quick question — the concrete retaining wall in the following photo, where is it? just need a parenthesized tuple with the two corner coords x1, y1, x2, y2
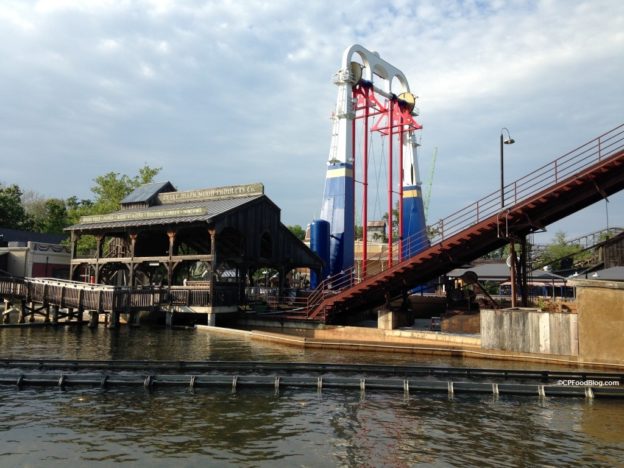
(481, 308, 578, 356)
(571, 279, 624, 365)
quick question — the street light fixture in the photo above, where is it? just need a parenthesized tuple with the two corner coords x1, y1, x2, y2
(500, 127, 517, 307)
(500, 127, 515, 208)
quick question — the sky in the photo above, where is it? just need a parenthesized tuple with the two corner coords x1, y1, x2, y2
(1, 0, 623, 245)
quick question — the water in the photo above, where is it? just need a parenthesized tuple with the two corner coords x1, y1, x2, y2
(1, 327, 623, 466)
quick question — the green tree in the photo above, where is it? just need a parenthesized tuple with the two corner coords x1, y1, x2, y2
(0, 184, 33, 229)
(22, 191, 68, 234)
(539, 231, 583, 270)
(382, 203, 399, 238)
(287, 224, 306, 241)
(89, 164, 161, 215)
(67, 165, 161, 255)
(40, 199, 68, 234)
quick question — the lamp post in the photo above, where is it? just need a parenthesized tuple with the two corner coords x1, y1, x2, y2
(500, 127, 516, 307)
(500, 128, 515, 208)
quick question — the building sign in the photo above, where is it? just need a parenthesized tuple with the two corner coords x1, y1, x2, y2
(158, 183, 264, 204)
(80, 207, 208, 224)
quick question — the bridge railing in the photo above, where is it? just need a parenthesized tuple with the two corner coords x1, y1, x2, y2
(304, 123, 624, 317)
(355, 123, 624, 283)
(430, 123, 624, 247)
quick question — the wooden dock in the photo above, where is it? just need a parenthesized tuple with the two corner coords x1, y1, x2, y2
(0, 277, 211, 328)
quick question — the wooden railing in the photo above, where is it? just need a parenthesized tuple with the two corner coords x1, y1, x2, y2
(0, 277, 213, 313)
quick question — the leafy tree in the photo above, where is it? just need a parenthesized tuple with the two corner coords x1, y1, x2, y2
(22, 191, 68, 234)
(89, 164, 162, 215)
(287, 224, 306, 241)
(381, 205, 399, 239)
(67, 165, 161, 255)
(40, 199, 68, 234)
(354, 225, 363, 240)
(0, 184, 32, 229)
(539, 231, 583, 270)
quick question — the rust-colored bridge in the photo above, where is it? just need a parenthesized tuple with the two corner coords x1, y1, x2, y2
(304, 124, 624, 322)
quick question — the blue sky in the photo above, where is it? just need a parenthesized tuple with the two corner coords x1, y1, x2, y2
(1, 0, 623, 244)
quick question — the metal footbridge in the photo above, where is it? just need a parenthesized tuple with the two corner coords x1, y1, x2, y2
(302, 124, 624, 322)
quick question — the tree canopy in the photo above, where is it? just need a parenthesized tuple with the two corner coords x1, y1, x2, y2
(0, 164, 161, 237)
(287, 224, 306, 241)
(0, 184, 32, 230)
(538, 231, 584, 270)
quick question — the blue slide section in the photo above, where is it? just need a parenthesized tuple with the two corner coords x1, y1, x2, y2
(319, 162, 354, 277)
(401, 184, 429, 259)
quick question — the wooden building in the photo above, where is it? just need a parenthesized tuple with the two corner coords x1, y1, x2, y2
(65, 182, 321, 315)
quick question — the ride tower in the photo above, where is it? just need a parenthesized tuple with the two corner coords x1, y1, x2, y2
(319, 44, 429, 280)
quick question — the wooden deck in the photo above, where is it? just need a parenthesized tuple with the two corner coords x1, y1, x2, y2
(0, 277, 216, 328)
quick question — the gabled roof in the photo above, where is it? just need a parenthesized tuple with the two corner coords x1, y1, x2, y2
(66, 195, 264, 231)
(68, 182, 267, 232)
(121, 181, 176, 206)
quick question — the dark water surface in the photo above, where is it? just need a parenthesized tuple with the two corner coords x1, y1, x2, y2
(1, 327, 623, 466)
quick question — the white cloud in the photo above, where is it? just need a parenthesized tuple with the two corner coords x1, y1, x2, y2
(0, 0, 622, 240)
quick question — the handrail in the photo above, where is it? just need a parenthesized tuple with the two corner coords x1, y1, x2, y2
(304, 123, 624, 318)
(429, 124, 624, 247)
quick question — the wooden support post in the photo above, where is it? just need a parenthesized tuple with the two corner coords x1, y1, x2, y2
(209, 228, 217, 308)
(206, 312, 215, 326)
(165, 310, 173, 328)
(130, 311, 141, 327)
(167, 229, 176, 287)
(69, 232, 78, 280)
(77, 289, 84, 323)
(18, 300, 26, 324)
(28, 302, 35, 322)
(88, 311, 99, 329)
(3, 299, 11, 324)
(129, 233, 137, 287)
(51, 305, 59, 324)
(94, 234, 103, 284)
(108, 310, 120, 329)
(44, 304, 50, 323)
(67, 307, 74, 322)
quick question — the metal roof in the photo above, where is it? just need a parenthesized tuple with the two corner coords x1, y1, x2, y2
(448, 262, 511, 280)
(120, 181, 176, 205)
(0, 228, 67, 244)
(67, 195, 263, 231)
(448, 262, 571, 282)
(572, 266, 624, 281)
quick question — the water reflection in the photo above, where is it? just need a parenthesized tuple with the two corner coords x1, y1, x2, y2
(0, 326, 599, 370)
(1, 327, 624, 466)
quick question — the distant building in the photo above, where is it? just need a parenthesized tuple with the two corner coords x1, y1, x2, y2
(600, 231, 624, 268)
(0, 228, 70, 278)
(366, 221, 386, 242)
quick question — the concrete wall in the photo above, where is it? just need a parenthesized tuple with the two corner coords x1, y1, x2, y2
(572, 279, 624, 365)
(481, 308, 578, 356)
(442, 313, 480, 334)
